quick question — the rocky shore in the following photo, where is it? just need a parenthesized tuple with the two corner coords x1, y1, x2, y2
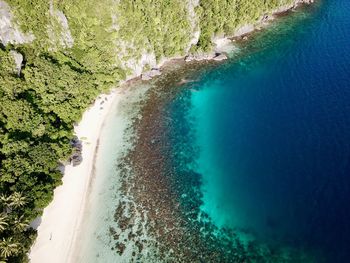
(134, 0, 314, 82)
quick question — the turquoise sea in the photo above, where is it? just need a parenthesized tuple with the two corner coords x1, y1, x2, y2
(78, 0, 350, 261)
(169, 0, 350, 261)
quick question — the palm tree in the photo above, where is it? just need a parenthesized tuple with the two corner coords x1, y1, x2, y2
(0, 195, 10, 212)
(9, 192, 26, 209)
(0, 195, 9, 204)
(0, 214, 8, 232)
(0, 238, 19, 258)
(12, 215, 28, 232)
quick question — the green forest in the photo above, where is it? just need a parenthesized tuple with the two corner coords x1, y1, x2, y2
(0, 0, 294, 261)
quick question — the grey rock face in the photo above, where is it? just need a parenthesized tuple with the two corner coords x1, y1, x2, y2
(9, 50, 23, 75)
(47, 0, 74, 50)
(0, 0, 35, 46)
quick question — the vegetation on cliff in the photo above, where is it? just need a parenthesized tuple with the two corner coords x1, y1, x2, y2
(197, 0, 294, 50)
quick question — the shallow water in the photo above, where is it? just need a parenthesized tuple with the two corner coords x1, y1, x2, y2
(175, 1, 350, 261)
(73, 84, 151, 263)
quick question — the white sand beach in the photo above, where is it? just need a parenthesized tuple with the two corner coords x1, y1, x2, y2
(29, 89, 123, 263)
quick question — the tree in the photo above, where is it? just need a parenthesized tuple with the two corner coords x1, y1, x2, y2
(0, 215, 8, 232)
(0, 196, 10, 208)
(0, 238, 19, 258)
(12, 215, 28, 232)
(0, 195, 11, 214)
(9, 192, 26, 209)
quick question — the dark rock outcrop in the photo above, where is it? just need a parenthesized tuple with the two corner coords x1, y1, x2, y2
(69, 136, 83, 166)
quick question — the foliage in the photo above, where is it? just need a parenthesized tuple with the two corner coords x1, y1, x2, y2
(196, 0, 294, 51)
(0, 0, 297, 261)
(114, 0, 192, 62)
(0, 1, 121, 258)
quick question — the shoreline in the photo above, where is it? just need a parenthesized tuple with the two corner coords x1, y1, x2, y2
(29, 89, 123, 263)
(169, 0, 314, 63)
(28, 1, 315, 262)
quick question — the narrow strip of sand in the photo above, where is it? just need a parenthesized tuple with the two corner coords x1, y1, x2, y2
(29, 89, 122, 263)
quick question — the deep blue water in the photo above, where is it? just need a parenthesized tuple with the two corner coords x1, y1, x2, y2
(172, 1, 350, 261)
